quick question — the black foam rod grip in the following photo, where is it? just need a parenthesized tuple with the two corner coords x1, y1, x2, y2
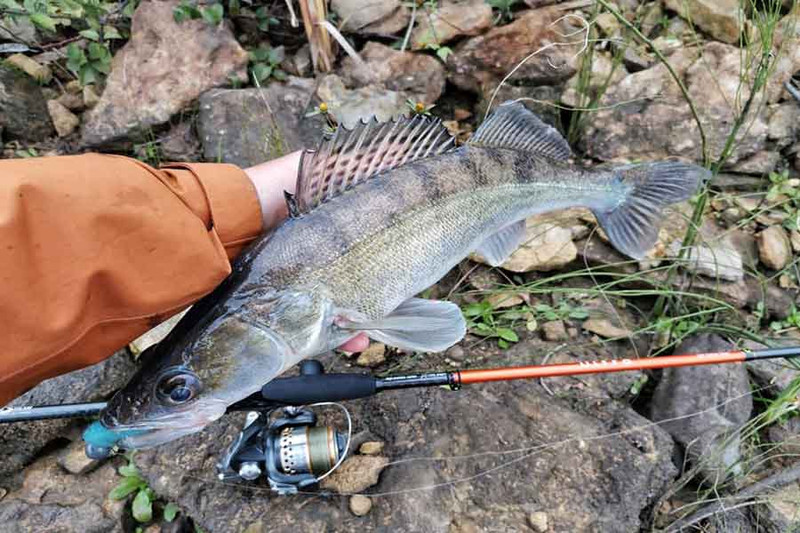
(260, 373, 377, 404)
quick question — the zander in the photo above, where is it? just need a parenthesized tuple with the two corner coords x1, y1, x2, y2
(84, 102, 707, 450)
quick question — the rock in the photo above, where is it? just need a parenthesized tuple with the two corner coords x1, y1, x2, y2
(320, 455, 389, 493)
(57, 92, 85, 111)
(770, 8, 800, 104)
(446, 345, 466, 361)
(82, 85, 100, 109)
(340, 42, 446, 103)
(0, 64, 54, 141)
(622, 46, 654, 72)
(447, 7, 584, 93)
(0, 454, 124, 533)
(729, 150, 781, 174)
(651, 334, 753, 484)
(317, 74, 409, 129)
(159, 121, 201, 161)
(757, 226, 792, 270)
(65, 81, 82, 94)
(768, 102, 800, 148)
(283, 44, 312, 77)
(349, 495, 373, 516)
(81, 0, 248, 147)
(484, 221, 576, 273)
(331, 0, 401, 32)
(356, 343, 387, 367)
(583, 43, 770, 167)
(675, 240, 745, 282)
(5, 53, 51, 83)
(541, 320, 568, 341)
(527, 511, 549, 532)
(790, 230, 800, 253)
(0, 350, 136, 483)
(0, 16, 36, 43)
(582, 318, 632, 339)
(57, 439, 100, 475)
(562, 52, 628, 107)
(409, 0, 493, 50)
(756, 481, 800, 533)
(47, 100, 80, 137)
(358, 441, 385, 455)
(664, 0, 744, 44)
(486, 291, 524, 309)
(197, 77, 324, 167)
(358, 5, 410, 37)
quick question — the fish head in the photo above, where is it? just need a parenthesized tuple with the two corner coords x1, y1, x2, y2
(85, 289, 339, 451)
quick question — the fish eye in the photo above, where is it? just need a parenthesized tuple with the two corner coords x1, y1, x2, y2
(156, 371, 201, 405)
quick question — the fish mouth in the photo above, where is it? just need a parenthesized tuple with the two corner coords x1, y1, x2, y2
(84, 399, 227, 450)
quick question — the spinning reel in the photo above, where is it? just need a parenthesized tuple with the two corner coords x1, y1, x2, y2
(217, 361, 353, 494)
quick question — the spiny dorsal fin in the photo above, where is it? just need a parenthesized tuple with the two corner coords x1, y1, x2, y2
(469, 101, 572, 161)
(296, 115, 456, 214)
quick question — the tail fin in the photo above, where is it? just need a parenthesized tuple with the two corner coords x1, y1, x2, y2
(594, 162, 709, 259)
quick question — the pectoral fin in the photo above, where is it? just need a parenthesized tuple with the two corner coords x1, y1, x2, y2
(341, 298, 466, 353)
(474, 220, 526, 267)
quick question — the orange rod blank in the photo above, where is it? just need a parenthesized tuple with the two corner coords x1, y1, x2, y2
(456, 350, 748, 385)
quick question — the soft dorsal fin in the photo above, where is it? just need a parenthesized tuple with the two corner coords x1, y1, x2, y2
(468, 101, 572, 161)
(295, 115, 456, 214)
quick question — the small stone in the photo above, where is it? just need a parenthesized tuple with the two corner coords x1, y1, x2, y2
(487, 291, 524, 309)
(527, 511, 549, 532)
(673, 240, 744, 282)
(594, 13, 620, 36)
(664, 0, 745, 44)
(57, 439, 101, 475)
(445, 345, 466, 361)
(582, 318, 632, 339)
(409, 0, 492, 50)
(320, 455, 388, 493)
(453, 108, 472, 121)
(57, 91, 85, 111)
(0, 64, 54, 141)
(283, 44, 312, 77)
(331, 0, 400, 32)
(65, 80, 82, 94)
(339, 41, 446, 103)
(757, 225, 792, 270)
(541, 320, 568, 342)
(0, 487, 7, 501)
(356, 343, 386, 367)
(47, 100, 80, 137)
(6, 53, 52, 83)
(82, 85, 100, 108)
(359, 441, 385, 455)
(317, 74, 409, 129)
(349, 495, 372, 516)
(790, 230, 800, 253)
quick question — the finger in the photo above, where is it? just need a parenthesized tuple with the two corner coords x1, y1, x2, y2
(339, 333, 369, 353)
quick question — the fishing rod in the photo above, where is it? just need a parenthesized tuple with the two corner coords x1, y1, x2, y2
(1, 345, 798, 493)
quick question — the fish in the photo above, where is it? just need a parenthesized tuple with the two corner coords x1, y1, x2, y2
(83, 101, 707, 451)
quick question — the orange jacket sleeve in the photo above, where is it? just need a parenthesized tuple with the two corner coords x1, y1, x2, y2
(0, 154, 263, 405)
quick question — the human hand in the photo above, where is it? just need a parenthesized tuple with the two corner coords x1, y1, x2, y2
(243, 153, 371, 355)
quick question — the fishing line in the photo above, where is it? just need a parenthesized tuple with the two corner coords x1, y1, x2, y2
(306, 401, 352, 483)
